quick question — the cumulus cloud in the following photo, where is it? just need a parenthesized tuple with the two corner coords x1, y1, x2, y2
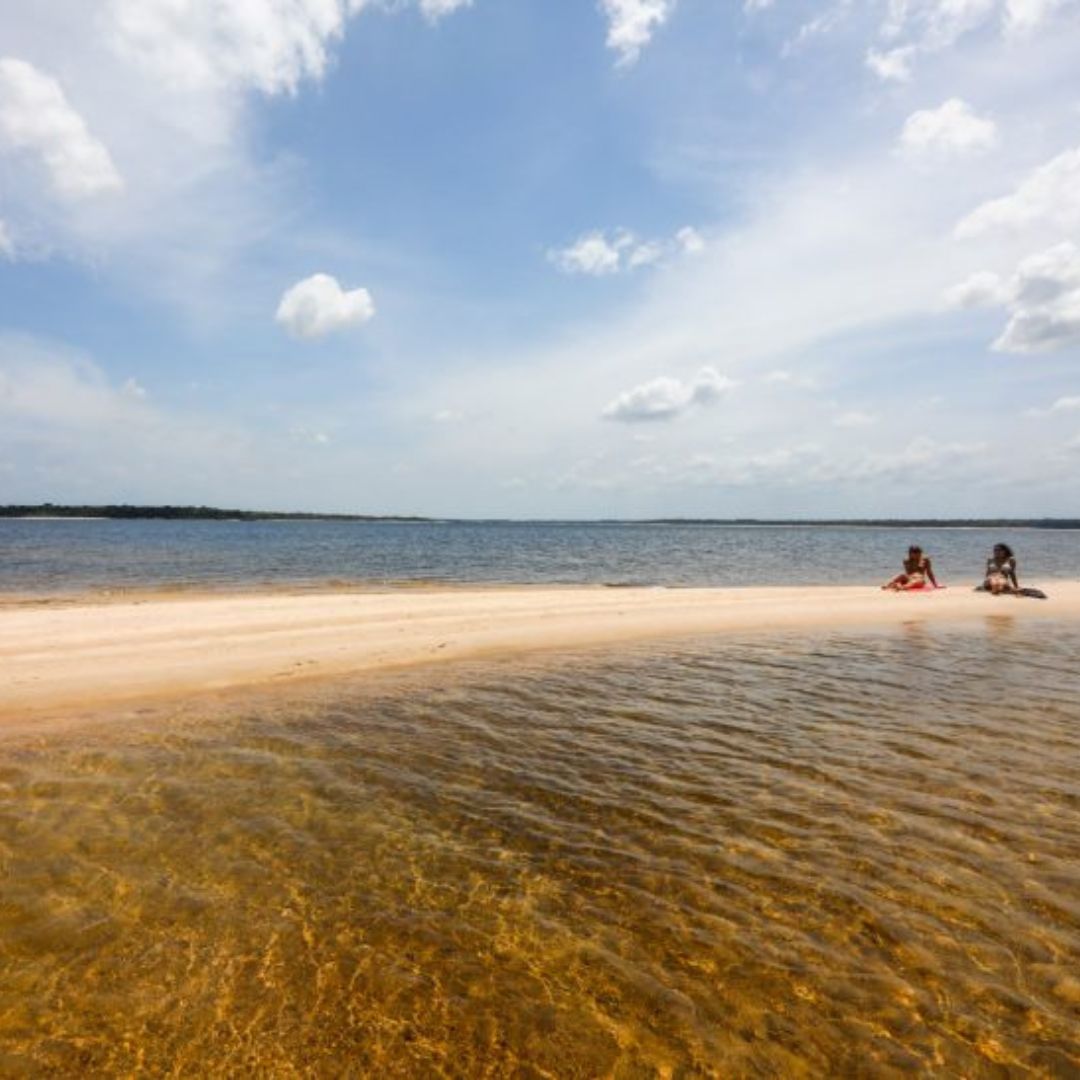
(955, 145, 1080, 237)
(275, 273, 375, 339)
(602, 367, 736, 421)
(0, 58, 124, 200)
(898, 99, 997, 159)
(550, 226, 704, 276)
(600, 0, 675, 64)
(946, 242, 1080, 352)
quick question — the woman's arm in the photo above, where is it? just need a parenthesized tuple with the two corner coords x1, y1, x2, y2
(924, 557, 939, 588)
(1008, 558, 1019, 590)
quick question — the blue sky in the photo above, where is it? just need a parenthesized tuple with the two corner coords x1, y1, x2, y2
(1, 0, 1079, 517)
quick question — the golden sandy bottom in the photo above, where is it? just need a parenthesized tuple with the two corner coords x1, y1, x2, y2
(2, 627, 1079, 1074)
(2, 582, 1078, 724)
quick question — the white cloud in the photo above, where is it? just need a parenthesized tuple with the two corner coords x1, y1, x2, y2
(105, 0, 473, 96)
(956, 145, 1080, 237)
(600, 0, 675, 64)
(626, 239, 665, 269)
(550, 226, 702, 276)
(551, 231, 623, 275)
(1004, 0, 1070, 34)
(899, 99, 997, 159)
(947, 242, 1080, 352)
(275, 273, 376, 339)
(676, 226, 705, 255)
(994, 242, 1080, 352)
(419, 0, 474, 18)
(878, 0, 997, 55)
(0, 219, 12, 259)
(105, 0, 375, 96)
(943, 270, 1008, 308)
(866, 45, 915, 81)
(866, 0, 1074, 81)
(0, 57, 124, 200)
(602, 366, 736, 421)
(783, 2, 852, 56)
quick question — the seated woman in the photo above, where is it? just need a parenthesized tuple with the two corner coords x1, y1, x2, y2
(882, 545, 939, 591)
(983, 543, 1019, 594)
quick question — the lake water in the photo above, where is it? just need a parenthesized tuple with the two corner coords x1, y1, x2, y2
(1, 623, 1078, 1075)
(1, 519, 1078, 594)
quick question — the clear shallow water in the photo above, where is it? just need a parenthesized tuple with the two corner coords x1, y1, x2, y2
(1, 519, 1078, 594)
(1, 621, 1078, 1076)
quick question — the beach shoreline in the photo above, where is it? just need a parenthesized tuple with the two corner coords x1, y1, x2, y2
(3, 581, 1079, 727)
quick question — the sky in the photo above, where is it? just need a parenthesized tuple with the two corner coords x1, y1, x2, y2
(1, 0, 1079, 518)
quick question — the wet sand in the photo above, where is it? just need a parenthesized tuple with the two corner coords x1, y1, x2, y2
(2, 582, 1077, 724)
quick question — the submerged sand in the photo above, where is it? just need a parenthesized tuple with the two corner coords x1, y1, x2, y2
(2, 582, 1078, 723)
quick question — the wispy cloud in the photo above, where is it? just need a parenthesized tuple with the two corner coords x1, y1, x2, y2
(956, 145, 1080, 237)
(549, 226, 704, 276)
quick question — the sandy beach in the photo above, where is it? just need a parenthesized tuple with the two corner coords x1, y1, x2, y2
(3, 582, 1078, 724)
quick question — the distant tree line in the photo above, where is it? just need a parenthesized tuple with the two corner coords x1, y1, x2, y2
(2, 506, 1078, 527)
(643, 518, 1080, 529)
(0, 504, 430, 522)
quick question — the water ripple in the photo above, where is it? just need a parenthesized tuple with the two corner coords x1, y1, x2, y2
(1, 622, 1079, 1075)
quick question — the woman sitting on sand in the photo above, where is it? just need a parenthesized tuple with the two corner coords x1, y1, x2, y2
(983, 543, 1019, 595)
(882, 545, 939, 591)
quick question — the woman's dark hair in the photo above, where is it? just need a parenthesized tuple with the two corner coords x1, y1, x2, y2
(908, 545, 922, 555)
(994, 543, 1014, 559)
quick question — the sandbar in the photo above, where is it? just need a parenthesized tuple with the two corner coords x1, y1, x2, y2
(2, 583, 1078, 725)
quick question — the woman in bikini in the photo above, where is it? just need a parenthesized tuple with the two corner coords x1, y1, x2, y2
(983, 543, 1019, 594)
(882, 545, 939, 591)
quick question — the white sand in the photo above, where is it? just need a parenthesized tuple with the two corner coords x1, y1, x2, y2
(2, 583, 1078, 724)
